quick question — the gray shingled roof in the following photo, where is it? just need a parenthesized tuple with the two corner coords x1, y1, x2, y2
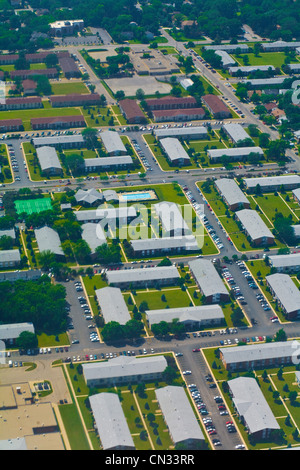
(220, 340, 300, 365)
(89, 393, 135, 450)
(0, 322, 35, 341)
(95, 286, 131, 325)
(146, 304, 224, 327)
(154, 201, 191, 236)
(235, 209, 274, 242)
(34, 226, 64, 256)
(269, 253, 300, 269)
(106, 265, 180, 285)
(188, 259, 228, 298)
(244, 175, 300, 189)
(266, 273, 300, 314)
(83, 355, 168, 382)
(160, 137, 190, 163)
(100, 130, 127, 155)
(228, 377, 280, 435)
(155, 386, 205, 445)
(222, 123, 253, 143)
(0, 249, 21, 263)
(81, 223, 106, 253)
(215, 178, 249, 208)
(75, 188, 104, 205)
(208, 146, 263, 161)
(131, 235, 199, 252)
(36, 146, 62, 172)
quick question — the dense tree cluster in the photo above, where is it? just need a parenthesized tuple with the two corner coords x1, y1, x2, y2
(0, 276, 67, 334)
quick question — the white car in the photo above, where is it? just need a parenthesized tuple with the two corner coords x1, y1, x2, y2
(182, 370, 192, 375)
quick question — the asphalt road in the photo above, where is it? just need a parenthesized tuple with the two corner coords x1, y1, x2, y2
(3, 34, 300, 450)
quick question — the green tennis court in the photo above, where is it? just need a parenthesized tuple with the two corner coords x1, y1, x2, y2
(15, 197, 52, 215)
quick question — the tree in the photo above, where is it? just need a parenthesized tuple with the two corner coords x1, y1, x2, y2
(16, 331, 38, 351)
(72, 240, 91, 264)
(82, 128, 98, 149)
(38, 250, 55, 271)
(101, 321, 124, 342)
(95, 243, 121, 265)
(65, 154, 84, 175)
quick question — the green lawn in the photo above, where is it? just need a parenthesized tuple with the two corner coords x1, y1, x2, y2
(232, 52, 300, 70)
(51, 82, 89, 95)
(0, 106, 84, 131)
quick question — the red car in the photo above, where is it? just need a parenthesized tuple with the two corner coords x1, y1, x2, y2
(192, 348, 200, 352)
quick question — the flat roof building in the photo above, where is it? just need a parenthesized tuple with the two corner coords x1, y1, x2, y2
(235, 209, 275, 246)
(155, 386, 205, 448)
(160, 137, 191, 166)
(262, 41, 300, 52)
(188, 259, 229, 303)
(203, 44, 250, 53)
(95, 286, 131, 325)
(89, 393, 135, 450)
(83, 355, 168, 387)
(266, 273, 300, 320)
(215, 178, 250, 211)
(228, 377, 280, 440)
